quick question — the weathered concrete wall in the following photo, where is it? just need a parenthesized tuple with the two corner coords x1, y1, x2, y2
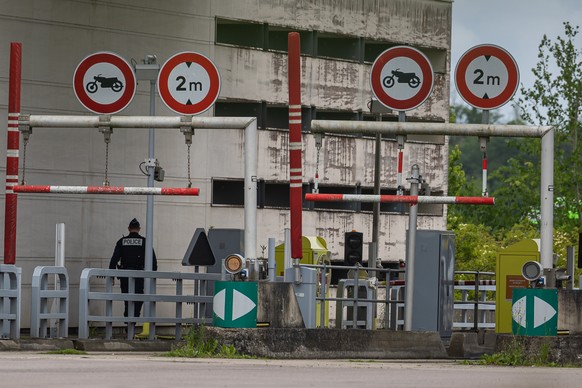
(558, 289, 582, 333)
(496, 334, 582, 365)
(206, 327, 448, 359)
(213, 0, 452, 49)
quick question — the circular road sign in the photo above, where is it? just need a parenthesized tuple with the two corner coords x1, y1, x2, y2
(157, 51, 221, 115)
(455, 44, 519, 110)
(370, 46, 434, 111)
(73, 52, 136, 114)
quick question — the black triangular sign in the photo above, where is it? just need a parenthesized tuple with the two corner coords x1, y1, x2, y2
(484, 55, 491, 61)
(483, 93, 490, 99)
(182, 228, 216, 266)
(186, 62, 192, 68)
(186, 99, 192, 105)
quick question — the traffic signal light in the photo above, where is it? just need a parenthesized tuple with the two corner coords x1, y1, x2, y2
(344, 231, 363, 266)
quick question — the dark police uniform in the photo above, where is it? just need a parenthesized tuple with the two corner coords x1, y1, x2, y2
(109, 219, 157, 318)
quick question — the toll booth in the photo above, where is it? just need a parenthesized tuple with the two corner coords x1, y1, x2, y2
(495, 239, 540, 333)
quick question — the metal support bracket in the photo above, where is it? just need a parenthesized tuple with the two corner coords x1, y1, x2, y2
(180, 115, 194, 145)
(479, 136, 489, 152)
(18, 113, 32, 142)
(98, 115, 112, 143)
(397, 135, 406, 149)
(144, 158, 158, 168)
(314, 132, 324, 148)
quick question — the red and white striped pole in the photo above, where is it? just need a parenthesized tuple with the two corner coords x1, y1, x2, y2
(305, 193, 495, 205)
(482, 154, 488, 196)
(288, 32, 303, 261)
(12, 185, 200, 196)
(397, 147, 404, 192)
(4, 43, 22, 264)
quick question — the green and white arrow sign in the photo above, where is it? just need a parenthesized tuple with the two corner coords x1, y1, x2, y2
(213, 281, 257, 328)
(512, 288, 557, 336)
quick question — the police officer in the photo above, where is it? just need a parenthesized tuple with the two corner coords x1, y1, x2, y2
(109, 218, 157, 318)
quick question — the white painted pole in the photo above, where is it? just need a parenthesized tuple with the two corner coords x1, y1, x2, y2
(244, 118, 258, 265)
(283, 228, 291, 282)
(51, 223, 65, 337)
(268, 237, 276, 282)
(18, 115, 258, 270)
(404, 165, 420, 331)
(22, 115, 255, 130)
(311, 120, 552, 138)
(313, 119, 555, 273)
(540, 128, 554, 269)
(55, 223, 65, 267)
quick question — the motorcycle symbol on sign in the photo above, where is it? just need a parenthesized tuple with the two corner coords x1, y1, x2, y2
(382, 69, 421, 89)
(86, 74, 124, 93)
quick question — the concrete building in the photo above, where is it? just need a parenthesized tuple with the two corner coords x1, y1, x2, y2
(0, 0, 452, 327)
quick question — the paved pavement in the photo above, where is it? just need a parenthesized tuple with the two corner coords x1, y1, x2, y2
(0, 352, 581, 387)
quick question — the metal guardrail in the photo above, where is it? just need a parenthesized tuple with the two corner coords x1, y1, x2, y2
(78, 268, 222, 340)
(302, 263, 404, 329)
(453, 271, 496, 330)
(0, 264, 21, 339)
(30, 266, 69, 338)
(301, 264, 496, 331)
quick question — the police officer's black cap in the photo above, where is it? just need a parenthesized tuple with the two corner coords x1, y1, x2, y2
(129, 218, 140, 228)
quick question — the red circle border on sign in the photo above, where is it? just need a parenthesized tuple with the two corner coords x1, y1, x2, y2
(157, 52, 221, 115)
(73, 52, 136, 114)
(455, 44, 519, 110)
(370, 46, 434, 111)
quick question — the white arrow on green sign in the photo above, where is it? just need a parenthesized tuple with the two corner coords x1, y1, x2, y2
(511, 288, 557, 336)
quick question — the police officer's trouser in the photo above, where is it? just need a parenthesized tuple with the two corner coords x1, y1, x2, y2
(120, 276, 145, 318)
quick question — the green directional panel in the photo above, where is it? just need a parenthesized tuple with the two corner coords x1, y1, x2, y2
(213, 281, 257, 328)
(512, 288, 557, 336)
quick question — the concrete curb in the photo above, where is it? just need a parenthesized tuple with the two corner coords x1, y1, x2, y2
(447, 331, 496, 358)
(0, 339, 76, 351)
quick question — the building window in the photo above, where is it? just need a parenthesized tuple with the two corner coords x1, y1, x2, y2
(212, 178, 443, 216)
(216, 18, 264, 49)
(212, 179, 244, 206)
(215, 18, 447, 71)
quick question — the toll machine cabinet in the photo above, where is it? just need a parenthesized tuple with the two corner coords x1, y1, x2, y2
(495, 239, 540, 333)
(204, 229, 245, 318)
(275, 236, 329, 277)
(409, 230, 455, 337)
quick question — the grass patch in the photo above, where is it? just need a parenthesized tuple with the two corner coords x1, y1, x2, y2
(162, 325, 249, 359)
(467, 337, 558, 367)
(45, 349, 88, 355)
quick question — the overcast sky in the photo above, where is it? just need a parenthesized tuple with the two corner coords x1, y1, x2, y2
(451, 0, 582, 119)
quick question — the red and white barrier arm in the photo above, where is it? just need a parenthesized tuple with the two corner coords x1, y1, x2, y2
(13, 185, 199, 196)
(305, 193, 495, 205)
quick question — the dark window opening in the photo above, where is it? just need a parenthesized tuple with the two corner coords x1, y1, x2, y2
(212, 178, 443, 216)
(267, 27, 314, 55)
(215, 18, 448, 71)
(212, 179, 244, 206)
(216, 18, 264, 49)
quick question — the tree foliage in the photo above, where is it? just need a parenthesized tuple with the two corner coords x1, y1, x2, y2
(510, 21, 582, 233)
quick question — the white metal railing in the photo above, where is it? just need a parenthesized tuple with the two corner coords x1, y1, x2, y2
(30, 266, 69, 338)
(78, 268, 221, 340)
(454, 284, 496, 329)
(0, 264, 21, 339)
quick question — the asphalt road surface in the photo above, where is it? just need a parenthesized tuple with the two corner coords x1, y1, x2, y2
(0, 352, 581, 387)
